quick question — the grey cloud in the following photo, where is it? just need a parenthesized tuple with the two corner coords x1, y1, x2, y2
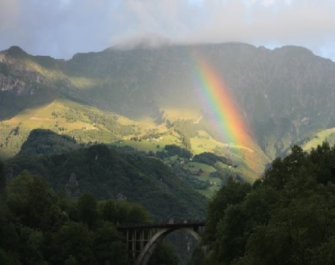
(181, 0, 335, 54)
(0, 0, 20, 31)
(0, 0, 333, 61)
(110, 0, 335, 60)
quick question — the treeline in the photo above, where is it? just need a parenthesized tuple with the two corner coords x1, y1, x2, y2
(193, 152, 232, 167)
(17, 129, 79, 156)
(0, 167, 178, 265)
(189, 143, 335, 265)
(155, 144, 193, 159)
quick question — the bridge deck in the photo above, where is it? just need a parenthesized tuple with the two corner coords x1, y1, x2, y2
(117, 221, 206, 230)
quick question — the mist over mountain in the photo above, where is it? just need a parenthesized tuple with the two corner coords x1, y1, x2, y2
(1, 42, 335, 179)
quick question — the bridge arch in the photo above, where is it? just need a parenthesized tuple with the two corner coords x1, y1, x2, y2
(117, 221, 205, 265)
(139, 227, 200, 265)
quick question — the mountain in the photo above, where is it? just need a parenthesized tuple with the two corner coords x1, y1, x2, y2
(3, 142, 207, 264)
(5, 143, 207, 220)
(1, 43, 335, 180)
(16, 129, 81, 156)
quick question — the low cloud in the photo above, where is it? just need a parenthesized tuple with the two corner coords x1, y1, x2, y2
(0, 0, 20, 31)
(0, 0, 334, 61)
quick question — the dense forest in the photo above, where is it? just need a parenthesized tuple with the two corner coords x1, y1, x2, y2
(1, 142, 335, 264)
(1, 140, 207, 264)
(189, 143, 335, 265)
(4, 143, 207, 220)
(7, 128, 241, 198)
(0, 166, 178, 264)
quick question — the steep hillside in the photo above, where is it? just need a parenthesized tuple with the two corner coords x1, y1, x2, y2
(0, 96, 266, 180)
(5, 144, 207, 220)
(10, 129, 244, 197)
(1, 43, 335, 179)
(59, 44, 335, 154)
(17, 128, 81, 156)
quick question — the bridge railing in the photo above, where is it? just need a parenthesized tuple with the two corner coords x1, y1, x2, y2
(116, 219, 206, 229)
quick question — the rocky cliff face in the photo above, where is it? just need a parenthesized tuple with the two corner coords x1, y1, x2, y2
(0, 75, 27, 94)
(0, 48, 46, 97)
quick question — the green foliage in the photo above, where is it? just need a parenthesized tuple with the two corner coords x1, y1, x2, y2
(1, 160, 189, 265)
(128, 203, 152, 223)
(6, 171, 56, 229)
(188, 245, 206, 265)
(1, 169, 176, 265)
(55, 221, 95, 264)
(193, 152, 231, 167)
(100, 200, 117, 223)
(203, 178, 252, 245)
(93, 221, 128, 265)
(17, 129, 79, 156)
(201, 143, 335, 265)
(6, 144, 207, 221)
(149, 241, 179, 265)
(77, 193, 98, 228)
(164, 144, 193, 159)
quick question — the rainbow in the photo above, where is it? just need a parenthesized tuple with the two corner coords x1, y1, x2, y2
(190, 51, 251, 148)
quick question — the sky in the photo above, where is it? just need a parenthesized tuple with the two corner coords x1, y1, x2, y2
(0, 0, 334, 61)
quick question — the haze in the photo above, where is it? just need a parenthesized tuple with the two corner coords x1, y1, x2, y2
(0, 0, 334, 61)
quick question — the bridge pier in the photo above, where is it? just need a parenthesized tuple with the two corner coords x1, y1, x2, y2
(126, 228, 158, 260)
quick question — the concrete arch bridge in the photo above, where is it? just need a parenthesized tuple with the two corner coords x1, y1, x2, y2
(117, 220, 206, 265)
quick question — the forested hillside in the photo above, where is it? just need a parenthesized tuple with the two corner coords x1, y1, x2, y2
(5, 144, 206, 220)
(189, 143, 335, 265)
(0, 166, 178, 265)
(3, 139, 210, 264)
(8, 128, 243, 198)
(2, 142, 335, 264)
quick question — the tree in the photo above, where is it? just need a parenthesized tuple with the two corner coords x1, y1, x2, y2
(16, 227, 45, 265)
(55, 222, 95, 264)
(202, 177, 251, 244)
(202, 143, 335, 265)
(6, 171, 56, 229)
(77, 193, 98, 228)
(115, 201, 130, 224)
(100, 200, 117, 223)
(128, 203, 152, 223)
(149, 241, 178, 265)
(188, 245, 205, 265)
(93, 222, 129, 265)
(214, 204, 247, 264)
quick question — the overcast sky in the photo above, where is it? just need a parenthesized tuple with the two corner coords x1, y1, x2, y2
(0, 0, 334, 61)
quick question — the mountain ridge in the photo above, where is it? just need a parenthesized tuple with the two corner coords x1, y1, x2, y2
(1, 42, 335, 180)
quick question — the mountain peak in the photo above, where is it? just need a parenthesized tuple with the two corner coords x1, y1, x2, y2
(275, 45, 314, 57)
(5, 46, 29, 58)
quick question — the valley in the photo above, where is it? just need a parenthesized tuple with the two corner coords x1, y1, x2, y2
(1, 42, 335, 265)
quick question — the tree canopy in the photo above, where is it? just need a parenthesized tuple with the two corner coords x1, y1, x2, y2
(189, 143, 335, 265)
(0, 170, 177, 265)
